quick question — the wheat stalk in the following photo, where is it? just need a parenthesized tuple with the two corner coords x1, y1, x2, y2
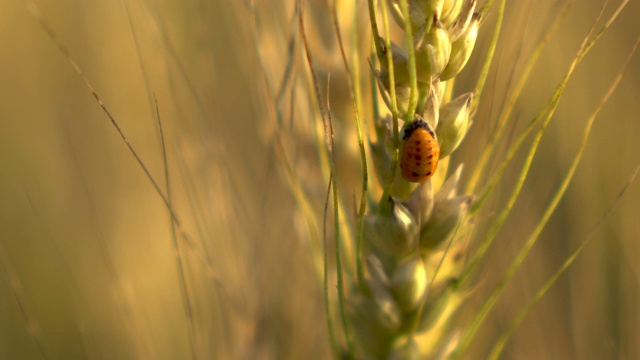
(4, 0, 638, 358)
(289, 0, 635, 358)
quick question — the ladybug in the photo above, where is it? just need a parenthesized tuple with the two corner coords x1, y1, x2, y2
(400, 118, 440, 182)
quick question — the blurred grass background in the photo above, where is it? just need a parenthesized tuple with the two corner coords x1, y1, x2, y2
(0, 0, 639, 359)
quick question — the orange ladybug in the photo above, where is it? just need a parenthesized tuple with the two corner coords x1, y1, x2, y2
(400, 119, 440, 182)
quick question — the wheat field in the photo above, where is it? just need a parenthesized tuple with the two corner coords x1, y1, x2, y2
(1, 1, 639, 359)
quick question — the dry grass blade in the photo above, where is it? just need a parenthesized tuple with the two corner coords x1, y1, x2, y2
(297, 0, 353, 354)
(376, 0, 402, 210)
(154, 96, 198, 360)
(326, 0, 369, 288)
(23, 0, 218, 281)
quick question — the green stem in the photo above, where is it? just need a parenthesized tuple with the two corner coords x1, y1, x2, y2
(377, 0, 401, 213)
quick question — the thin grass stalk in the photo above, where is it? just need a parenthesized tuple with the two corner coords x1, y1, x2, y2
(24, 0, 218, 279)
(471, 0, 627, 205)
(488, 162, 640, 360)
(329, 101, 354, 357)
(121, 0, 160, 120)
(465, 0, 574, 193)
(155, 97, 198, 360)
(265, 105, 333, 353)
(398, 0, 419, 122)
(463, 1, 602, 272)
(370, 42, 383, 123)
(246, 1, 325, 280)
(298, 0, 354, 353)
(327, 0, 369, 288)
(274, 11, 299, 105)
(262, 4, 340, 355)
(470, 0, 504, 113)
(136, 0, 207, 112)
(455, 23, 637, 358)
(460, 1, 623, 279)
(368, 0, 387, 69)
(323, 176, 342, 359)
(350, 12, 369, 290)
(377, 0, 402, 212)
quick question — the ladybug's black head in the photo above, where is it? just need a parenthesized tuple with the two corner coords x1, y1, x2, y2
(403, 117, 434, 140)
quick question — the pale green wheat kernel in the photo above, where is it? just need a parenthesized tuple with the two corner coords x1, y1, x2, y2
(447, 0, 477, 42)
(404, 181, 435, 225)
(421, 84, 441, 129)
(390, 256, 429, 312)
(436, 92, 473, 157)
(440, 0, 465, 27)
(364, 200, 419, 257)
(367, 254, 392, 286)
(365, 277, 403, 330)
(420, 195, 472, 250)
(440, 12, 479, 81)
(415, 24, 452, 82)
(388, 337, 421, 360)
(348, 295, 398, 356)
(418, 165, 472, 249)
(387, 0, 432, 34)
(373, 42, 413, 116)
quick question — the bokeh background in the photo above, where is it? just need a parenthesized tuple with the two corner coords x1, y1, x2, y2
(1, 1, 639, 359)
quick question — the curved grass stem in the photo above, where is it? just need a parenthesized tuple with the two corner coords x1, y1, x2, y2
(298, 0, 354, 354)
(454, 20, 636, 360)
(461, 0, 629, 281)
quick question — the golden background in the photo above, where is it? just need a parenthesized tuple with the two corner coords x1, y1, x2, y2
(1, 1, 639, 359)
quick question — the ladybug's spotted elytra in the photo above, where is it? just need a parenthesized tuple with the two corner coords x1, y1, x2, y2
(400, 119, 440, 182)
